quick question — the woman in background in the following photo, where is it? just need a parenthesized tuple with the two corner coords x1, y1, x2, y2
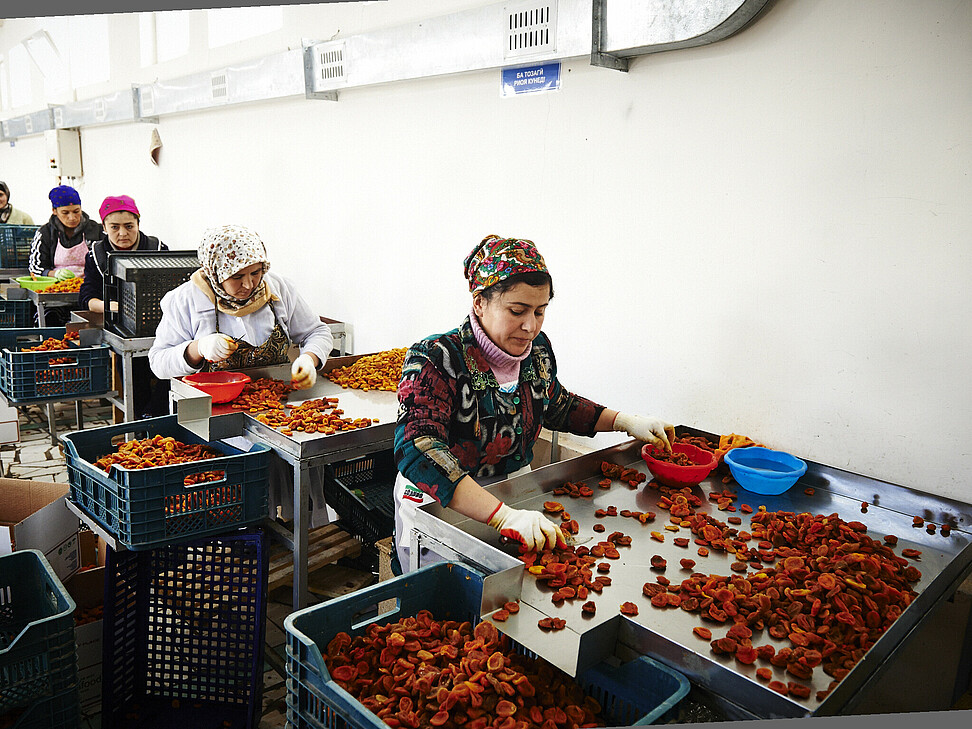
(150, 224, 333, 524)
(80, 195, 167, 313)
(29, 185, 102, 279)
(81, 195, 169, 418)
(0, 181, 34, 225)
(29, 185, 103, 326)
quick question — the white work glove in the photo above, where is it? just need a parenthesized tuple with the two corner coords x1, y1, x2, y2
(291, 353, 318, 390)
(197, 333, 237, 363)
(487, 503, 564, 551)
(613, 412, 675, 453)
(53, 268, 76, 281)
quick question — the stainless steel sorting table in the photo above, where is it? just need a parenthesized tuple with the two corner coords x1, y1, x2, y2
(410, 433, 972, 720)
(100, 327, 155, 423)
(173, 356, 400, 611)
(27, 289, 78, 327)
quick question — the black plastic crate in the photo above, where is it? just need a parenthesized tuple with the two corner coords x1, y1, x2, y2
(0, 225, 38, 269)
(102, 530, 268, 729)
(63, 415, 271, 550)
(104, 251, 199, 338)
(324, 450, 396, 544)
(0, 299, 34, 329)
(0, 327, 111, 402)
(0, 550, 79, 722)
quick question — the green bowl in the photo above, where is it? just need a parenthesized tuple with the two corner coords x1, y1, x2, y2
(16, 276, 57, 291)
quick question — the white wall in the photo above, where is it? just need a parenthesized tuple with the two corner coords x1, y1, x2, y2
(1, 0, 969, 501)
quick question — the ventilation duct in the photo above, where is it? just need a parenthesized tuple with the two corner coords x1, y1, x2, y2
(1, 109, 54, 141)
(303, 0, 768, 94)
(135, 49, 305, 117)
(2, 0, 769, 137)
(51, 88, 142, 129)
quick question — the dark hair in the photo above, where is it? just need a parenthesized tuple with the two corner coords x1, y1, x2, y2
(478, 270, 554, 302)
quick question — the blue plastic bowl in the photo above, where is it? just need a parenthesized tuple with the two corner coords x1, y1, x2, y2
(723, 446, 807, 495)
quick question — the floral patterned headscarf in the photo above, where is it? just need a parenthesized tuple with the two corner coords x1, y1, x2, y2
(196, 224, 270, 311)
(463, 234, 548, 295)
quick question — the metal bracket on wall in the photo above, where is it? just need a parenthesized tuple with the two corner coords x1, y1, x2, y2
(591, 0, 629, 72)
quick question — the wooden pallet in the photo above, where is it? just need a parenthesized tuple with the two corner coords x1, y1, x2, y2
(267, 524, 361, 592)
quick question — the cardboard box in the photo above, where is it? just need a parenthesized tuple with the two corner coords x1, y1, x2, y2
(0, 478, 81, 581)
(66, 563, 105, 718)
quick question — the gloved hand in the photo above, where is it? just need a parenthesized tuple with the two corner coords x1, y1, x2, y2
(613, 412, 675, 453)
(197, 333, 237, 363)
(487, 503, 564, 551)
(53, 268, 76, 281)
(291, 353, 318, 390)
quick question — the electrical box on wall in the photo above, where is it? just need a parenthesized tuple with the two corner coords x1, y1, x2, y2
(44, 129, 83, 178)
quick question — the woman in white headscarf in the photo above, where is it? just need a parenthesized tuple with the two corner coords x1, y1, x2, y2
(149, 224, 333, 523)
(150, 224, 331, 378)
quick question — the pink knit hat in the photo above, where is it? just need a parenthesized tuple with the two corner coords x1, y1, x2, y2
(99, 195, 140, 221)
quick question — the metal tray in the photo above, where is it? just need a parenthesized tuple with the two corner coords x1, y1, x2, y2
(411, 432, 972, 719)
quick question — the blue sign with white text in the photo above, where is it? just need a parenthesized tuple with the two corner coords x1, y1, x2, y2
(502, 62, 562, 97)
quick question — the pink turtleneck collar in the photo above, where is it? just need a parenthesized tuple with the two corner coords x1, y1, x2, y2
(469, 307, 531, 387)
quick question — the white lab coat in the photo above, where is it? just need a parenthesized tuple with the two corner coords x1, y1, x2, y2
(149, 270, 334, 525)
(149, 270, 332, 378)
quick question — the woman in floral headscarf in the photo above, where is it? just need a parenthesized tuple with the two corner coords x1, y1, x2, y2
(393, 234, 675, 571)
(149, 224, 331, 380)
(149, 224, 334, 524)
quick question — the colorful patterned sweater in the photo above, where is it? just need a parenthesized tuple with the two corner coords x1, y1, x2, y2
(394, 316, 605, 507)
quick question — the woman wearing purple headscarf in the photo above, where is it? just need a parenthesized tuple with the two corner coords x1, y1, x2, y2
(29, 185, 102, 279)
(27, 185, 103, 326)
(393, 234, 675, 570)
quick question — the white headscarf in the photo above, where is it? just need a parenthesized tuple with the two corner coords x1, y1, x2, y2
(196, 224, 271, 312)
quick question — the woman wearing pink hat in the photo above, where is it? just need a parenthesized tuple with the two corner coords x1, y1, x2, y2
(79, 195, 167, 313)
(80, 195, 169, 418)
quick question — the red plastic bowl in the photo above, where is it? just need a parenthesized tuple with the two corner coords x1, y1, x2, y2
(183, 371, 251, 403)
(641, 442, 718, 488)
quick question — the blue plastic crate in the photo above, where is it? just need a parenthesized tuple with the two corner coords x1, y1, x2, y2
(0, 327, 111, 402)
(0, 550, 79, 723)
(1, 685, 81, 729)
(0, 225, 38, 269)
(63, 414, 271, 550)
(102, 530, 268, 729)
(284, 562, 690, 729)
(0, 300, 34, 329)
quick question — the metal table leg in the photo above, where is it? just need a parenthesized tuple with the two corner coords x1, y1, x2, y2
(45, 401, 57, 446)
(75, 401, 83, 430)
(122, 351, 135, 422)
(37, 303, 46, 328)
(293, 460, 310, 610)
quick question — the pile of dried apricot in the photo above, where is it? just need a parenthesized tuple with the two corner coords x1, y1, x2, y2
(252, 396, 375, 436)
(229, 377, 293, 411)
(37, 276, 84, 293)
(325, 611, 604, 729)
(326, 348, 406, 392)
(93, 435, 222, 472)
(21, 330, 79, 352)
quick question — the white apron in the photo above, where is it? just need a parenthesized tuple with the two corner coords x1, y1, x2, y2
(394, 464, 531, 572)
